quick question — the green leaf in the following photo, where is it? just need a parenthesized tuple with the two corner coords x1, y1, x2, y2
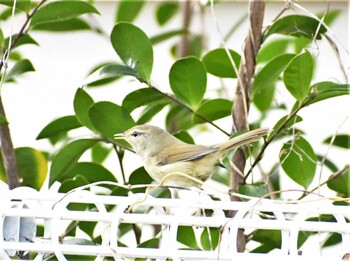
(37, 115, 82, 140)
(91, 143, 112, 164)
(264, 15, 327, 40)
(156, 2, 179, 26)
(111, 23, 153, 84)
(269, 115, 303, 140)
(166, 105, 193, 131)
(169, 56, 207, 110)
(253, 82, 275, 112)
(323, 134, 350, 149)
(49, 139, 98, 186)
(59, 174, 89, 194)
(173, 131, 194, 144)
(137, 102, 168, 124)
(128, 167, 153, 193)
(85, 64, 138, 86)
(305, 82, 350, 106)
(89, 101, 135, 139)
(4, 34, 38, 50)
(316, 10, 341, 26)
(73, 88, 95, 130)
(62, 162, 117, 185)
(116, 0, 144, 23)
(30, 1, 99, 26)
(316, 155, 338, 172)
(0, 147, 48, 190)
(31, 18, 91, 31)
(0, 115, 8, 125)
(252, 229, 281, 249)
(200, 227, 219, 250)
(283, 50, 314, 101)
(5, 59, 35, 82)
(122, 87, 168, 112)
(194, 98, 232, 124)
(238, 183, 269, 199)
(150, 29, 188, 45)
(177, 226, 199, 249)
(138, 237, 159, 248)
(202, 48, 241, 78)
(257, 38, 290, 63)
(0, 0, 31, 12)
(280, 137, 317, 188)
(327, 169, 349, 196)
(252, 53, 295, 96)
(322, 233, 342, 248)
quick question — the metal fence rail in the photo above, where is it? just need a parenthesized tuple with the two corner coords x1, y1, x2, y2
(0, 187, 349, 260)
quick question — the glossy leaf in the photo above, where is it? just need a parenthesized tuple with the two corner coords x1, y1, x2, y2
(269, 115, 303, 140)
(316, 10, 341, 26)
(322, 233, 342, 248)
(91, 143, 112, 164)
(169, 56, 207, 110)
(316, 155, 338, 172)
(31, 18, 91, 31)
(173, 131, 194, 144)
(85, 64, 138, 86)
(37, 115, 82, 140)
(257, 38, 290, 63)
(61, 162, 117, 185)
(0, 0, 31, 12)
(253, 82, 275, 111)
(31, 1, 99, 26)
(137, 102, 168, 124)
(283, 50, 314, 101)
(327, 169, 349, 196)
(5, 59, 35, 82)
(128, 167, 153, 193)
(166, 104, 193, 131)
(122, 87, 167, 112)
(280, 137, 317, 188)
(4, 34, 38, 50)
(202, 48, 241, 78)
(252, 53, 295, 96)
(111, 23, 153, 83)
(116, 0, 144, 23)
(177, 226, 199, 249)
(238, 183, 269, 199)
(156, 2, 179, 26)
(194, 98, 232, 124)
(323, 134, 350, 149)
(59, 175, 89, 193)
(150, 29, 188, 45)
(200, 227, 219, 250)
(252, 229, 281, 249)
(0, 147, 48, 190)
(49, 139, 98, 186)
(264, 15, 327, 40)
(305, 82, 350, 106)
(89, 101, 135, 139)
(138, 237, 159, 248)
(73, 88, 95, 130)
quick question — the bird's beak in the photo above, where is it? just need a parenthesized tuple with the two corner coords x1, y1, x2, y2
(114, 133, 127, 140)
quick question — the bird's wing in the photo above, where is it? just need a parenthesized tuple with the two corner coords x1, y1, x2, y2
(157, 144, 218, 166)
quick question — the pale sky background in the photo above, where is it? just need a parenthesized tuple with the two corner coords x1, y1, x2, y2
(0, 0, 349, 257)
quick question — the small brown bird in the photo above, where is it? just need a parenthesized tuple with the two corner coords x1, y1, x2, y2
(115, 125, 268, 188)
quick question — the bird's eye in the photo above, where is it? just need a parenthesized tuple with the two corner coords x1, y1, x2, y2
(131, 131, 140, 137)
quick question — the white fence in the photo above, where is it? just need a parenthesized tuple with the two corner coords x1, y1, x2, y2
(0, 187, 349, 260)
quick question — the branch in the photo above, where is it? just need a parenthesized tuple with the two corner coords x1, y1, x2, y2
(228, 0, 265, 253)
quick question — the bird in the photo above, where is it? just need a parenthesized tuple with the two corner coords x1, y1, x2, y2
(114, 125, 268, 188)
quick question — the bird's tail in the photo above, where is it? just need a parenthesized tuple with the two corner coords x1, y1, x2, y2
(218, 128, 269, 152)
